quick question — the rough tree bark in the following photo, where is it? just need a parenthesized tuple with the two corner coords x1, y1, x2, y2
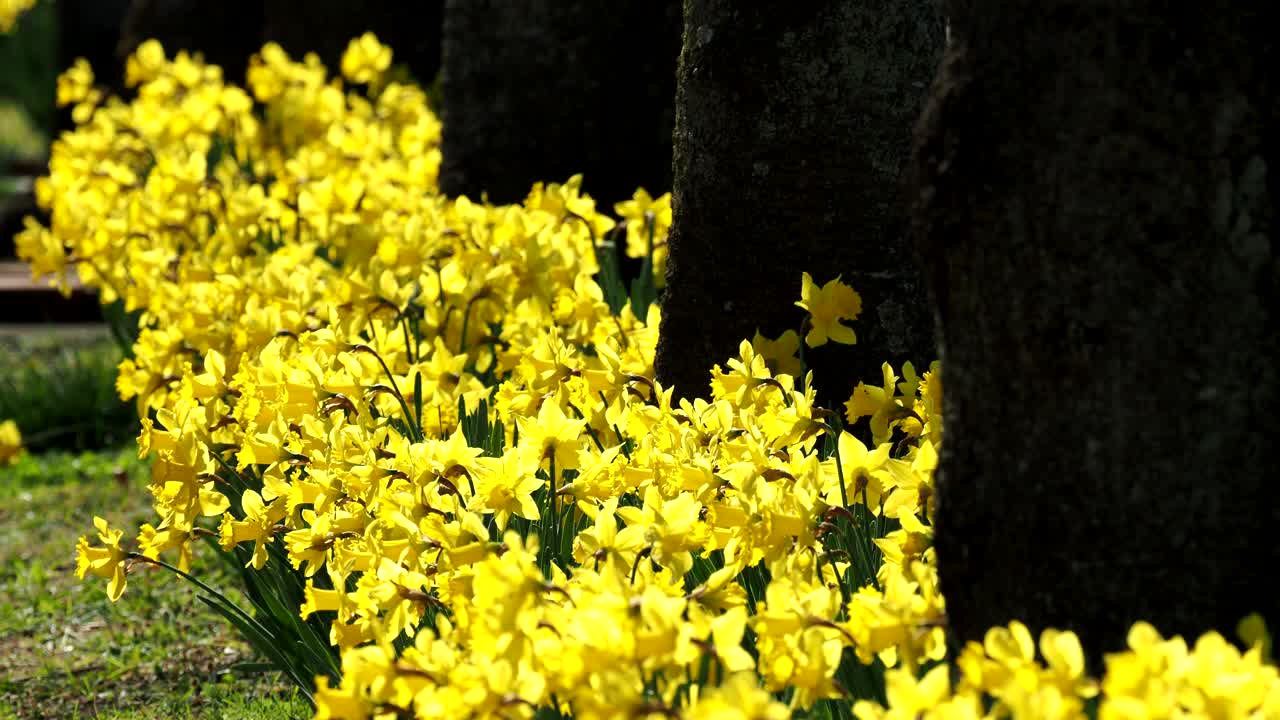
(914, 1, 1279, 668)
(655, 1, 942, 405)
(438, 0, 681, 206)
(262, 0, 443, 86)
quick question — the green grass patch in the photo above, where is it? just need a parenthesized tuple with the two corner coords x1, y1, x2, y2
(0, 331, 138, 453)
(0, 449, 309, 719)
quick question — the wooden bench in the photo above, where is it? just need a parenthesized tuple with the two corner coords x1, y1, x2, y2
(0, 260, 102, 324)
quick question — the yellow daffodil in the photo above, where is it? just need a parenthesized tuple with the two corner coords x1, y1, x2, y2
(796, 271, 862, 347)
(0, 419, 23, 466)
(75, 516, 129, 601)
(515, 397, 586, 472)
(341, 32, 392, 85)
(473, 448, 543, 530)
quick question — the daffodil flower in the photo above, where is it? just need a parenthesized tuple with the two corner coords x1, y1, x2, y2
(796, 271, 862, 347)
(75, 516, 129, 601)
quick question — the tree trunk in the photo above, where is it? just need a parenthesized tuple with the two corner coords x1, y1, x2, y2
(116, 0, 265, 85)
(262, 0, 443, 87)
(438, 0, 681, 206)
(655, 1, 941, 406)
(914, 1, 1279, 668)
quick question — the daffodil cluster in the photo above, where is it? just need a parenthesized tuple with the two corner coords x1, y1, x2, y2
(23, 33, 1278, 720)
(855, 618, 1278, 720)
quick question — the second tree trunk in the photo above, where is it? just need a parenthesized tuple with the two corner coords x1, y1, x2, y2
(656, 1, 941, 404)
(915, 1, 1280, 667)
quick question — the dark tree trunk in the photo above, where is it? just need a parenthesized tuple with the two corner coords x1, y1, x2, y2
(914, 2, 1280, 668)
(655, 0, 942, 405)
(55, 0, 132, 133)
(438, 0, 681, 206)
(262, 0, 443, 87)
(116, 0, 265, 85)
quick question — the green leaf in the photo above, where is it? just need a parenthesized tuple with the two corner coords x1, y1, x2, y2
(592, 226, 630, 315)
(198, 594, 314, 705)
(414, 371, 424, 434)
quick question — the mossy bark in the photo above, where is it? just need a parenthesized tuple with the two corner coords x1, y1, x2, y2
(914, 1, 1280, 669)
(656, 0, 941, 405)
(438, 0, 681, 206)
(262, 0, 443, 87)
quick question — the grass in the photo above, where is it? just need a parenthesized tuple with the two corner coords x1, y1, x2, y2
(0, 330, 138, 453)
(0, 102, 46, 168)
(0, 449, 310, 719)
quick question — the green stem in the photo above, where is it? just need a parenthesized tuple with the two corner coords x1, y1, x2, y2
(127, 552, 263, 639)
(401, 314, 416, 366)
(547, 454, 558, 572)
(353, 344, 421, 442)
(833, 429, 850, 510)
(127, 552, 314, 698)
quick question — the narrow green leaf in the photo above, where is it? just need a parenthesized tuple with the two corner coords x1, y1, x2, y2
(414, 371, 424, 436)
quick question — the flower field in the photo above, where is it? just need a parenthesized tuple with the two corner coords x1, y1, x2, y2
(12, 34, 1280, 720)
